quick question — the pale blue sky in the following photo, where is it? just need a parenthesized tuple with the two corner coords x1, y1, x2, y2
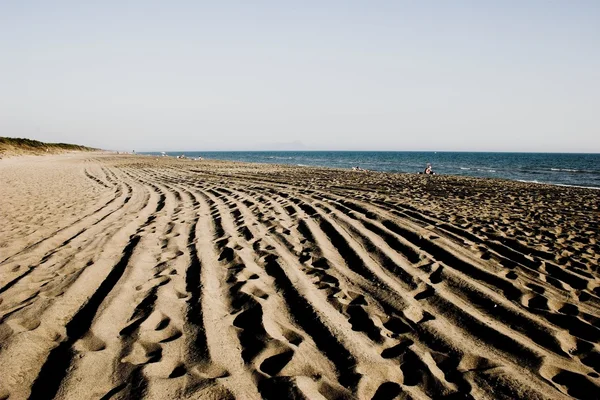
(1, 1, 599, 152)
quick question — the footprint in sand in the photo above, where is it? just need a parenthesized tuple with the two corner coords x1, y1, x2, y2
(371, 381, 402, 400)
(381, 339, 414, 359)
(78, 332, 106, 352)
(121, 341, 162, 365)
(551, 369, 600, 400)
(191, 363, 230, 379)
(5, 317, 41, 333)
(260, 349, 295, 376)
(144, 358, 186, 379)
(414, 284, 435, 300)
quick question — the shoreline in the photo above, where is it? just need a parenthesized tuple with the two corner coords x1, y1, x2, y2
(517, 179, 600, 190)
(142, 151, 600, 190)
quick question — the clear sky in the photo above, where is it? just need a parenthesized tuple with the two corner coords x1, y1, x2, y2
(1, 1, 599, 152)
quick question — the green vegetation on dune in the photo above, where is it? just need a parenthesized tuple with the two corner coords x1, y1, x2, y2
(0, 137, 99, 156)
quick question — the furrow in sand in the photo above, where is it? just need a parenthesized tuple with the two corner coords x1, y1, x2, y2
(324, 191, 600, 320)
(296, 190, 596, 397)
(314, 197, 564, 342)
(278, 193, 478, 397)
(0, 167, 158, 400)
(323, 194, 600, 346)
(198, 185, 352, 399)
(215, 172, 598, 397)
(203, 187, 358, 396)
(0, 163, 122, 266)
(29, 234, 141, 400)
(357, 194, 600, 295)
(182, 191, 210, 364)
(52, 177, 184, 400)
(258, 186, 498, 398)
(136, 178, 229, 399)
(150, 160, 600, 397)
(0, 170, 141, 318)
(202, 186, 429, 399)
(0, 165, 131, 292)
(189, 189, 262, 399)
(209, 168, 595, 275)
(2, 155, 599, 400)
(230, 188, 506, 396)
(175, 171, 564, 384)
(304, 191, 600, 396)
(0, 167, 143, 326)
(231, 186, 576, 398)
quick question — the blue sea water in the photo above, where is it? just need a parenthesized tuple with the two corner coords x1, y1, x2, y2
(143, 151, 600, 189)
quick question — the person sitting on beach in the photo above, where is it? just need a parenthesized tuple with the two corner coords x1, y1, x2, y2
(424, 164, 435, 175)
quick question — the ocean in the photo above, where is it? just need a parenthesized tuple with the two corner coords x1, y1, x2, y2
(142, 151, 600, 189)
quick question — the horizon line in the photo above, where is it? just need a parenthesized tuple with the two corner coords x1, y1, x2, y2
(132, 149, 600, 155)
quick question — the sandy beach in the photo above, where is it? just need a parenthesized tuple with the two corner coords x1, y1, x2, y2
(0, 153, 599, 400)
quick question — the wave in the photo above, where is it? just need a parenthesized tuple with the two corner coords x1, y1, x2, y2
(550, 168, 580, 172)
(518, 179, 539, 184)
(517, 179, 600, 190)
(547, 168, 600, 174)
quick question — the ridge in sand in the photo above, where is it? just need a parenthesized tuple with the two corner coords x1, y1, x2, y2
(0, 154, 599, 399)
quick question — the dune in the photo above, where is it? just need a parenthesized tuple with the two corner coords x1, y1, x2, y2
(0, 153, 599, 400)
(0, 137, 98, 159)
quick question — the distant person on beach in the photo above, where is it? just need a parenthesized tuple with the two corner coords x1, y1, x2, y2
(424, 164, 435, 175)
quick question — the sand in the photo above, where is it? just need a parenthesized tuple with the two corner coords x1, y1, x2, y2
(0, 153, 599, 400)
